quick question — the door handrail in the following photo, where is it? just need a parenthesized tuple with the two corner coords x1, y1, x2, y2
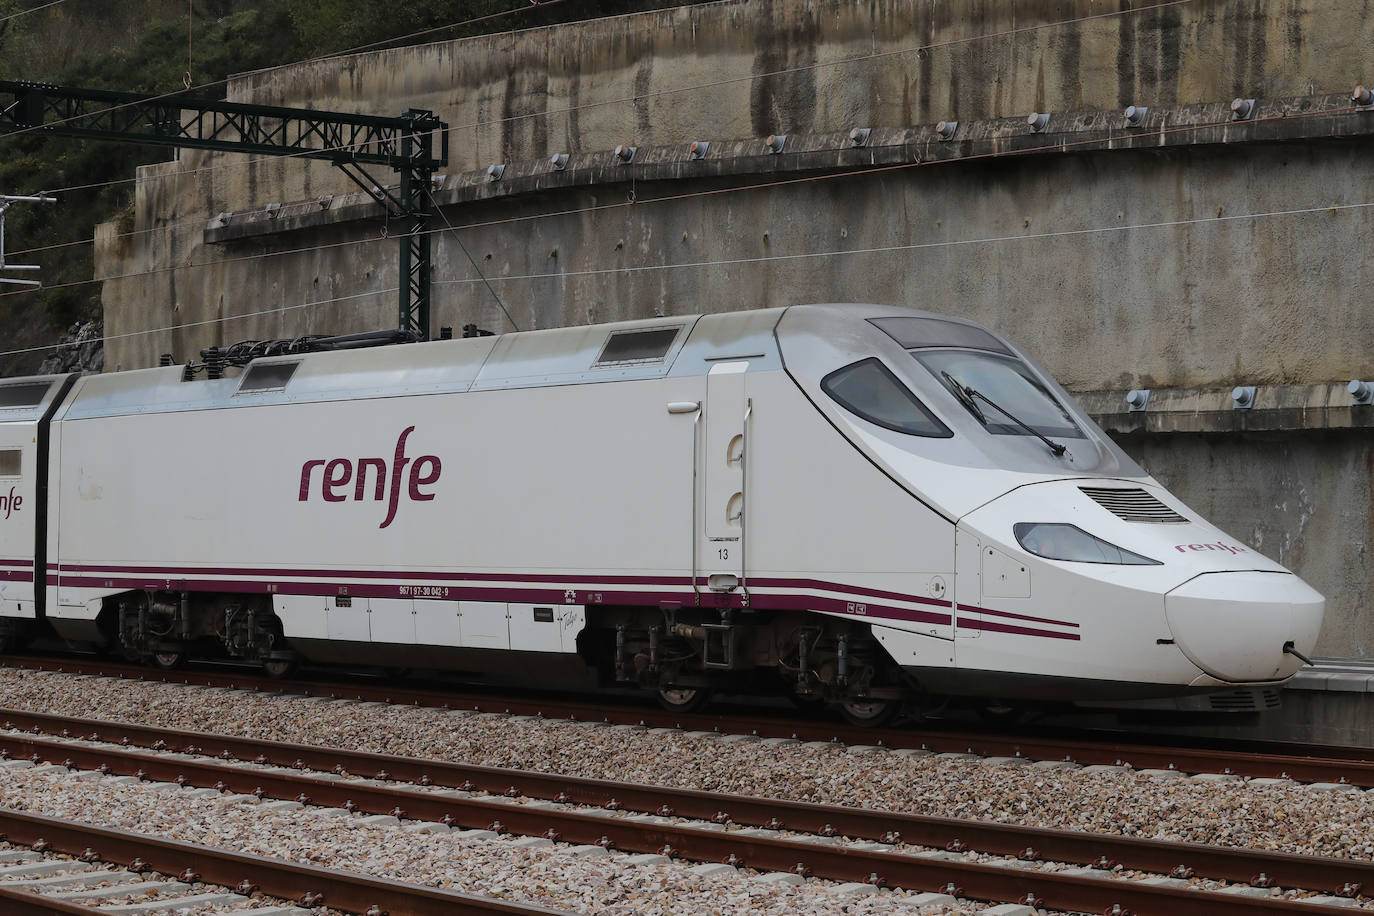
(668, 399, 704, 601)
(740, 398, 752, 602)
(691, 406, 702, 600)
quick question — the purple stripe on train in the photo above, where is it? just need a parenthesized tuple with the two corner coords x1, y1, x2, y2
(54, 565, 1079, 640)
(957, 617, 1081, 641)
(955, 602, 1080, 629)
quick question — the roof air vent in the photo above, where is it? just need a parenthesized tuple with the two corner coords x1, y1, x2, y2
(1079, 487, 1186, 523)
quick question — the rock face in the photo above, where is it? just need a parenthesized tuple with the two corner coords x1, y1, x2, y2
(37, 320, 104, 375)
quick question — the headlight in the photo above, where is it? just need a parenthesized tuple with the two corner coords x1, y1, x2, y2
(1013, 522, 1161, 565)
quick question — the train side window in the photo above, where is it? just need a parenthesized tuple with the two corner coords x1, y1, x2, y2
(821, 358, 952, 438)
(237, 361, 299, 393)
(0, 450, 19, 476)
(594, 327, 681, 366)
(869, 316, 1012, 354)
(0, 382, 50, 409)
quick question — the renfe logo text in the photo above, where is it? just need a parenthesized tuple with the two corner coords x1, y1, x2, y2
(1174, 541, 1245, 555)
(298, 426, 441, 529)
(0, 486, 20, 520)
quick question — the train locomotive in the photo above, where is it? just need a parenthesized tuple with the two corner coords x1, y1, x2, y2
(0, 304, 1324, 723)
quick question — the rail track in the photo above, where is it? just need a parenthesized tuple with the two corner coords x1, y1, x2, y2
(4, 654, 1372, 787)
(0, 704, 1367, 915)
(0, 808, 569, 915)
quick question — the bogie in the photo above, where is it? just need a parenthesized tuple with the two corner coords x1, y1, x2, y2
(97, 590, 288, 671)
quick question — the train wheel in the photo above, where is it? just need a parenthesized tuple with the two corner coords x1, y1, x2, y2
(839, 697, 901, 728)
(262, 657, 297, 679)
(150, 649, 187, 670)
(656, 686, 712, 714)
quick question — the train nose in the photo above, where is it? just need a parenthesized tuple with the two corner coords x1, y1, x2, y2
(1165, 572, 1324, 683)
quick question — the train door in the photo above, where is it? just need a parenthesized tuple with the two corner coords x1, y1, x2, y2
(0, 424, 37, 616)
(697, 361, 750, 595)
(954, 528, 981, 641)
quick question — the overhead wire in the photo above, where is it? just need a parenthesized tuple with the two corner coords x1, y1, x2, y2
(435, 198, 1374, 287)
(0, 225, 390, 301)
(427, 188, 520, 331)
(0, 0, 63, 26)
(0, 287, 398, 359)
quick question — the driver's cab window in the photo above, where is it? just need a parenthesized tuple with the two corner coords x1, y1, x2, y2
(821, 358, 952, 438)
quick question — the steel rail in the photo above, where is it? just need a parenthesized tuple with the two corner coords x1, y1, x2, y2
(0, 884, 106, 915)
(0, 758, 1352, 916)
(0, 715, 1367, 911)
(0, 808, 569, 916)
(5, 653, 1374, 784)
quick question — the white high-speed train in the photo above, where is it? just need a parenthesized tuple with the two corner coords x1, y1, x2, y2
(0, 305, 1323, 723)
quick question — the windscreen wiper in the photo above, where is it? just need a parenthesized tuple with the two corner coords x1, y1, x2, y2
(942, 373, 1067, 457)
(940, 371, 985, 422)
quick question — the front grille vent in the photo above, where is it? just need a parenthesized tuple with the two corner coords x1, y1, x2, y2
(1207, 688, 1281, 712)
(1079, 487, 1186, 523)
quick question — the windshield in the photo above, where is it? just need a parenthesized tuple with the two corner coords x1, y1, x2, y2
(913, 349, 1084, 440)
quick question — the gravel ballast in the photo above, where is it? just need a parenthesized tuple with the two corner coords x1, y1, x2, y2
(0, 668, 1368, 913)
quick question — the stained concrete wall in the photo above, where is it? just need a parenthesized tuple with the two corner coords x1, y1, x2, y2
(1122, 431, 1372, 658)
(226, 0, 1374, 178)
(92, 0, 1374, 656)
